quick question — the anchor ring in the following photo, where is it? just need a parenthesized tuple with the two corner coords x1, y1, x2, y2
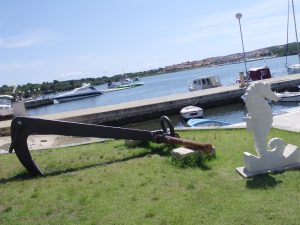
(159, 116, 176, 137)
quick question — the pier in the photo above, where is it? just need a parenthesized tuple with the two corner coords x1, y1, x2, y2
(1, 74, 300, 136)
(25, 98, 54, 109)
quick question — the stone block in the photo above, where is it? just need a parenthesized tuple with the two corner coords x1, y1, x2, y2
(171, 147, 195, 158)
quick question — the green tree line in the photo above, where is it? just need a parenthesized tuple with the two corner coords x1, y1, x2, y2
(269, 42, 300, 57)
(0, 68, 165, 98)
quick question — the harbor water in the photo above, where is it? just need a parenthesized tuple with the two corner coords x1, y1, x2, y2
(27, 55, 300, 127)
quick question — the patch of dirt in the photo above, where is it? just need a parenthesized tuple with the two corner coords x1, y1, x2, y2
(0, 135, 104, 153)
(0, 143, 10, 150)
(0, 204, 11, 213)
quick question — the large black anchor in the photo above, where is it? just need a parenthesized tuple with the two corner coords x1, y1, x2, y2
(9, 116, 214, 176)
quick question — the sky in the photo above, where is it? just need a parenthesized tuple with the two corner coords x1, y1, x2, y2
(0, 0, 299, 85)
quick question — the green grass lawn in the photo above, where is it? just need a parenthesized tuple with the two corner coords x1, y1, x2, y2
(0, 128, 299, 225)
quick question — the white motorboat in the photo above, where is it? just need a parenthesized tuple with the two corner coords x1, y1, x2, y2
(187, 75, 221, 92)
(107, 81, 118, 89)
(53, 83, 102, 103)
(133, 76, 140, 81)
(285, 0, 300, 74)
(0, 95, 14, 118)
(120, 78, 132, 85)
(180, 106, 203, 119)
(275, 91, 300, 102)
(107, 78, 133, 88)
(107, 81, 144, 90)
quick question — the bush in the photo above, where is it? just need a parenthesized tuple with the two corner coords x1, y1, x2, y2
(171, 151, 216, 168)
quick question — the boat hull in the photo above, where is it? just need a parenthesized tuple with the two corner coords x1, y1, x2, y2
(187, 118, 229, 127)
(54, 92, 102, 103)
(108, 82, 144, 90)
(0, 108, 14, 117)
(287, 64, 300, 75)
(276, 92, 300, 102)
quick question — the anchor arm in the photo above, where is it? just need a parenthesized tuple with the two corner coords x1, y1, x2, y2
(9, 116, 214, 176)
(10, 116, 159, 141)
(9, 116, 162, 176)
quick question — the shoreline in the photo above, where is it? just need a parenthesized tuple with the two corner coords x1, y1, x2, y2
(1, 74, 300, 137)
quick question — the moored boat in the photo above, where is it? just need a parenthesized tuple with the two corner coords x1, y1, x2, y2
(286, 64, 300, 75)
(187, 118, 230, 127)
(120, 78, 132, 85)
(180, 106, 203, 119)
(248, 66, 272, 80)
(187, 75, 221, 92)
(107, 81, 118, 89)
(0, 95, 14, 118)
(53, 83, 102, 103)
(236, 66, 272, 83)
(133, 76, 140, 81)
(107, 79, 144, 90)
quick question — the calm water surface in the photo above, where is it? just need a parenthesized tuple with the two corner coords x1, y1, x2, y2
(124, 102, 300, 130)
(27, 55, 300, 127)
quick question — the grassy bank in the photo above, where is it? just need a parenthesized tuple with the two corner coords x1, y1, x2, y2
(0, 129, 299, 225)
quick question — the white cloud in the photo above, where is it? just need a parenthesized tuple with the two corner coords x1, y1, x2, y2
(0, 60, 48, 71)
(157, 0, 295, 49)
(0, 29, 57, 48)
(0, 60, 52, 85)
(59, 72, 91, 80)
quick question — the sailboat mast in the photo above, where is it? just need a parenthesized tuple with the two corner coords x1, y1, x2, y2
(291, 0, 300, 63)
(286, 0, 290, 65)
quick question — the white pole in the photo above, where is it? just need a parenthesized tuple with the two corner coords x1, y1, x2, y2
(235, 13, 249, 84)
(291, 0, 300, 63)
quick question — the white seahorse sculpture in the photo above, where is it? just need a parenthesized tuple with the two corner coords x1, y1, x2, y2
(236, 82, 300, 178)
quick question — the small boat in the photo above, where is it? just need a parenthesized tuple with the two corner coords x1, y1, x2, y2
(0, 95, 14, 118)
(120, 78, 132, 85)
(248, 66, 272, 80)
(275, 91, 300, 102)
(107, 79, 144, 90)
(187, 118, 230, 127)
(187, 75, 221, 92)
(53, 83, 102, 103)
(236, 66, 272, 83)
(180, 106, 203, 119)
(107, 81, 118, 89)
(133, 76, 140, 81)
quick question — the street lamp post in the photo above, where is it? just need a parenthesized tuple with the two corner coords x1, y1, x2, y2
(235, 13, 249, 84)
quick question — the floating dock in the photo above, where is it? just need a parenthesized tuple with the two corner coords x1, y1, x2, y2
(1, 74, 300, 136)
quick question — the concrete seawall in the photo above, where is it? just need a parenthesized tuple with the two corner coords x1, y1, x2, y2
(1, 74, 300, 136)
(25, 98, 54, 109)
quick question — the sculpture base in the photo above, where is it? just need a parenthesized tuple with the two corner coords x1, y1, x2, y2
(236, 163, 300, 178)
(236, 139, 300, 178)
